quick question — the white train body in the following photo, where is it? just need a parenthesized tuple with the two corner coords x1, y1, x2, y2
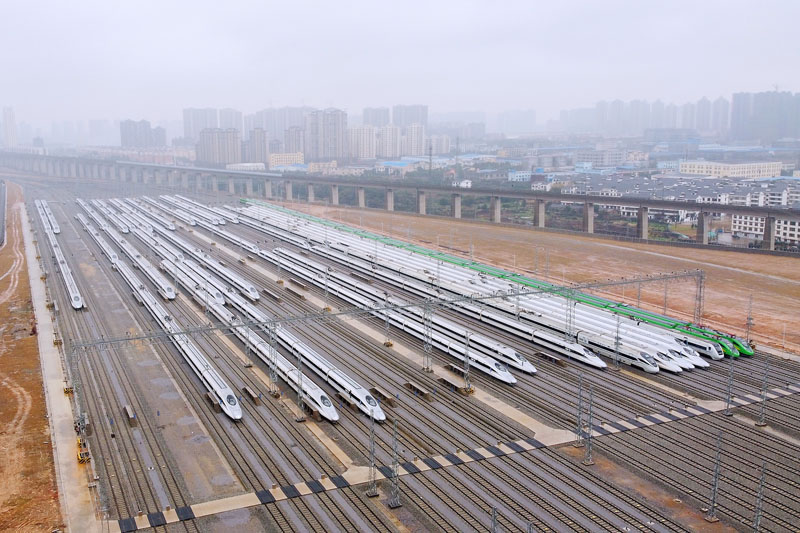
(113, 258, 242, 420)
(36, 200, 83, 309)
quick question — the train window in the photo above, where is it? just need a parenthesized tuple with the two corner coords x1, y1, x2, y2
(320, 396, 332, 407)
(365, 395, 377, 407)
(494, 363, 506, 372)
(73, 296, 80, 301)
(226, 395, 237, 406)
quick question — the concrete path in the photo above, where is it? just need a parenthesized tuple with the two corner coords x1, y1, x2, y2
(21, 204, 103, 533)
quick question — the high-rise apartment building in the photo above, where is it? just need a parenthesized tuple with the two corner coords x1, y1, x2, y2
(392, 104, 428, 127)
(680, 102, 696, 129)
(649, 100, 665, 129)
(730, 92, 754, 140)
(284, 126, 305, 154)
(376, 125, 401, 158)
(348, 125, 376, 159)
(120, 119, 166, 148)
(497, 110, 537, 134)
(183, 108, 218, 141)
(695, 97, 712, 131)
(712, 97, 730, 134)
(247, 107, 312, 145)
(304, 108, 347, 161)
(196, 128, 241, 165)
(219, 108, 243, 133)
(729, 91, 800, 142)
(363, 107, 390, 127)
(247, 128, 269, 164)
(429, 134, 451, 155)
(402, 123, 426, 156)
(2, 107, 17, 148)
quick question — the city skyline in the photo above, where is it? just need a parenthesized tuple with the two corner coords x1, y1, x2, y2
(2, 1, 800, 124)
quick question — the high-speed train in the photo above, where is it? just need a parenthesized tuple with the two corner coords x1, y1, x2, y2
(258, 248, 517, 384)
(174, 195, 240, 224)
(75, 213, 119, 265)
(240, 203, 726, 365)
(38, 200, 61, 234)
(307, 240, 667, 373)
(273, 246, 535, 375)
(160, 259, 226, 305)
(172, 270, 339, 422)
(112, 258, 241, 420)
(142, 196, 198, 226)
(160, 196, 225, 225)
(36, 202, 84, 310)
(308, 243, 611, 370)
(122, 198, 176, 231)
(195, 219, 260, 254)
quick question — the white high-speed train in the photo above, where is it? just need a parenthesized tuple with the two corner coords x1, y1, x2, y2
(113, 258, 242, 420)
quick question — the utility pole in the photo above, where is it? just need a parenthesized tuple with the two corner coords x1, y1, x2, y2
(463, 331, 472, 392)
(366, 409, 378, 497)
(745, 291, 754, 343)
(613, 313, 621, 370)
(490, 508, 498, 533)
(295, 347, 306, 422)
(422, 301, 433, 371)
(388, 419, 401, 508)
(582, 384, 594, 466)
(383, 294, 393, 348)
(268, 322, 279, 396)
(724, 354, 734, 416)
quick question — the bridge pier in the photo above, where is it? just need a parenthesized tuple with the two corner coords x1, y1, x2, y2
(357, 187, 366, 208)
(582, 202, 594, 233)
(285, 180, 293, 201)
(762, 216, 776, 250)
(228, 178, 236, 194)
(263, 180, 272, 198)
(696, 212, 709, 244)
(330, 184, 339, 205)
(490, 196, 501, 223)
(386, 189, 394, 211)
(417, 190, 426, 215)
(534, 199, 546, 228)
(307, 183, 314, 202)
(451, 193, 461, 218)
(637, 206, 649, 239)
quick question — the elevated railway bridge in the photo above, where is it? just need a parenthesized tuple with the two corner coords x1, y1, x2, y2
(3, 151, 799, 250)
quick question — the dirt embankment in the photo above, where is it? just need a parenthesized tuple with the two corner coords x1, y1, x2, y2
(0, 182, 62, 530)
(285, 202, 800, 351)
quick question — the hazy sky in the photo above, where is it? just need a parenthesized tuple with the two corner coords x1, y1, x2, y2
(2, 0, 799, 125)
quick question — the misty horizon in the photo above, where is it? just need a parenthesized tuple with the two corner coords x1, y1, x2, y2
(2, 0, 800, 127)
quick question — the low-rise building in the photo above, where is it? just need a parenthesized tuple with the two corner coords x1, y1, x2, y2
(268, 152, 304, 168)
(731, 215, 800, 244)
(679, 160, 782, 178)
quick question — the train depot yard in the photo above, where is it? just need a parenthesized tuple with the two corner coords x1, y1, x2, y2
(3, 173, 800, 532)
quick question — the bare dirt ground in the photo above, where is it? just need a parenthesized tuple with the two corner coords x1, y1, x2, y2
(285, 202, 800, 352)
(0, 182, 62, 531)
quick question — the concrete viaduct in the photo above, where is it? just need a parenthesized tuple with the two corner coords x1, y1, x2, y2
(3, 152, 798, 251)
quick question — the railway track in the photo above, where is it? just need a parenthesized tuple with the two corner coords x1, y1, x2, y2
(39, 203, 196, 528)
(600, 413, 800, 532)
